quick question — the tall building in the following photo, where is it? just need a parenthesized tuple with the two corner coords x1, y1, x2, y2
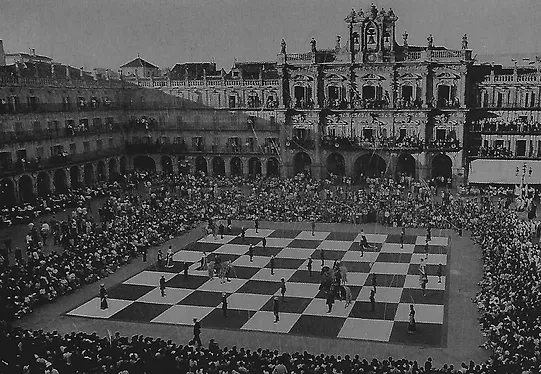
(2, 4, 541, 208)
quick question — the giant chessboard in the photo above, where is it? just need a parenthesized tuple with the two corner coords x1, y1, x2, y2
(67, 227, 450, 347)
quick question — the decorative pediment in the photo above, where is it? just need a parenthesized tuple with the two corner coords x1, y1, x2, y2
(359, 73, 386, 81)
(435, 72, 460, 79)
(325, 73, 347, 81)
(292, 74, 314, 82)
(292, 114, 315, 128)
(326, 114, 348, 126)
(400, 72, 422, 80)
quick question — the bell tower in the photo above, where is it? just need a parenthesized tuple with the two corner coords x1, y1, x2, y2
(345, 4, 398, 63)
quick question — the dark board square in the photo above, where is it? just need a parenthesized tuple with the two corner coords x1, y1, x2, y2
(288, 270, 323, 284)
(107, 284, 154, 301)
(265, 258, 305, 269)
(311, 249, 345, 262)
(389, 322, 444, 347)
(232, 266, 261, 279)
(237, 280, 281, 295)
(413, 244, 447, 255)
(252, 246, 283, 257)
(166, 274, 208, 289)
(290, 315, 346, 338)
(260, 296, 311, 314)
(178, 291, 223, 307)
(325, 232, 358, 241)
(211, 253, 240, 264)
(287, 239, 322, 249)
(386, 234, 416, 244)
(185, 242, 222, 252)
(349, 242, 383, 253)
(227, 227, 244, 236)
(228, 236, 261, 245)
(201, 308, 255, 329)
(110, 302, 170, 322)
(363, 274, 406, 288)
(340, 261, 371, 273)
(400, 288, 445, 305)
(376, 252, 413, 263)
(349, 301, 398, 320)
(315, 285, 362, 300)
(407, 264, 445, 276)
(269, 230, 302, 238)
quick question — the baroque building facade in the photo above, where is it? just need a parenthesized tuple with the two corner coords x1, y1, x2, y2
(2, 4, 541, 207)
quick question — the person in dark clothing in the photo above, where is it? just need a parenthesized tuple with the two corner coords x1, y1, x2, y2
(408, 304, 416, 334)
(227, 218, 232, 232)
(311, 221, 316, 236)
(307, 258, 313, 276)
(262, 237, 267, 249)
(241, 227, 246, 242)
(270, 255, 275, 275)
(437, 263, 443, 283)
(280, 278, 286, 301)
(222, 293, 228, 318)
(248, 244, 254, 262)
(160, 276, 166, 297)
(183, 261, 189, 279)
(273, 296, 280, 323)
(371, 273, 377, 288)
(326, 291, 334, 313)
(219, 223, 225, 239)
(193, 318, 202, 347)
(100, 284, 108, 310)
(370, 288, 376, 311)
(320, 248, 325, 266)
(400, 226, 405, 249)
(254, 218, 259, 233)
(142, 247, 147, 262)
(157, 249, 164, 269)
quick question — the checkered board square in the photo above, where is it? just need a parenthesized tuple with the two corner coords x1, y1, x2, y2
(66, 228, 450, 347)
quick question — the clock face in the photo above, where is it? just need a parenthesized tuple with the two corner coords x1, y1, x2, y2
(367, 53, 377, 62)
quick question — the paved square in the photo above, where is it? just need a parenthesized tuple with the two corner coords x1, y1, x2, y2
(66, 226, 450, 347)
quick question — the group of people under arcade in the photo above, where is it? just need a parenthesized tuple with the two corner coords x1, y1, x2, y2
(0, 171, 540, 373)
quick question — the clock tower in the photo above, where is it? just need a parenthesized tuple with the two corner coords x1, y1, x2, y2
(345, 4, 398, 63)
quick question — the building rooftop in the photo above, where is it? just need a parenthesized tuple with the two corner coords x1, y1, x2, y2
(120, 57, 159, 69)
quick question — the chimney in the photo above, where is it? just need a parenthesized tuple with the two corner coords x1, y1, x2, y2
(0, 40, 5, 66)
(80, 67, 84, 78)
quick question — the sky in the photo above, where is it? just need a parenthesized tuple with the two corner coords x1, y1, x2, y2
(1, 0, 541, 71)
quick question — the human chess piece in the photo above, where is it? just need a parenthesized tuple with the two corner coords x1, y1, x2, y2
(280, 39, 287, 54)
(99, 284, 108, 310)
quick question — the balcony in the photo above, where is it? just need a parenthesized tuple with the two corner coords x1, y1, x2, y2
(125, 142, 280, 156)
(425, 139, 461, 152)
(320, 135, 425, 152)
(470, 122, 541, 135)
(0, 124, 125, 145)
(285, 137, 315, 150)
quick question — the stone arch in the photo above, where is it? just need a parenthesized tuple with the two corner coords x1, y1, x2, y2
(70, 165, 82, 189)
(293, 152, 312, 176)
(37, 171, 52, 197)
(248, 157, 262, 177)
(395, 153, 416, 178)
(267, 157, 280, 176)
(133, 155, 157, 173)
(212, 157, 225, 176)
(84, 163, 95, 185)
(97, 160, 107, 182)
(53, 169, 68, 193)
(108, 158, 119, 181)
(119, 156, 128, 174)
(432, 153, 452, 184)
(18, 174, 34, 203)
(0, 178, 16, 207)
(230, 157, 243, 176)
(177, 156, 190, 175)
(354, 153, 387, 180)
(326, 152, 346, 177)
(161, 155, 173, 175)
(195, 156, 208, 175)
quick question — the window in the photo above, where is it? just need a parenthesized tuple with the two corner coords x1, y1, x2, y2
(362, 128, 373, 139)
(270, 116, 276, 127)
(69, 143, 77, 154)
(78, 97, 87, 109)
(36, 147, 45, 160)
(399, 128, 407, 140)
(91, 97, 100, 109)
(174, 136, 184, 144)
(177, 115, 184, 125)
(17, 149, 27, 162)
(436, 129, 446, 141)
(96, 139, 103, 150)
(230, 113, 237, 126)
(63, 97, 71, 111)
(14, 122, 23, 133)
(83, 141, 91, 152)
(92, 118, 102, 130)
(51, 145, 64, 157)
(27, 96, 39, 111)
(103, 97, 112, 107)
(246, 137, 255, 152)
(79, 118, 89, 131)
(497, 92, 504, 108)
(516, 140, 526, 157)
(531, 93, 536, 108)
(160, 136, 170, 145)
(229, 96, 236, 108)
(64, 120, 74, 136)
(192, 136, 204, 151)
(32, 121, 42, 135)
(8, 96, 20, 112)
(108, 138, 114, 148)
(494, 139, 504, 148)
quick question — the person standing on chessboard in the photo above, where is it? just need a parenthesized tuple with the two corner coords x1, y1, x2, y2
(193, 318, 202, 347)
(222, 293, 228, 318)
(437, 263, 443, 283)
(219, 222, 225, 239)
(240, 227, 246, 243)
(227, 217, 232, 233)
(99, 284, 108, 310)
(426, 223, 432, 242)
(311, 221, 316, 236)
(273, 296, 280, 323)
(400, 226, 406, 249)
(307, 257, 313, 276)
(157, 249, 164, 269)
(248, 244, 254, 262)
(262, 236, 267, 250)
(320, 248, 325, 266)
(270, 255, 275, 275)
(159, 275, 166, 297)
(370, 288, 376, 311)
(280, 278, 286, 302)
(165, 246, 174, 268)
(254, 218, 259, 233)
(408, 304, 416, 334)
(359, 229, 373, 257)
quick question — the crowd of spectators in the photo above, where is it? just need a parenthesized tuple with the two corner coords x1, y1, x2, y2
(470, 146, 514, 159)
(1, 172, 540, 373)
(471, 118, 541, 134)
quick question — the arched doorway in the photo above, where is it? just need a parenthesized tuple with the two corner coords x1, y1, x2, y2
(248, 157, 261, 177)
(53, 169, 68, 193)
(133, 155, 157, 173)
(70, 166, 82, 189)
(97, 160, 107, 182)
(0, 178, 16, 207)
(267, 157, 280, 177)
(178, 156, 190, 175)
(108, 158, 119, 181)
(293, 152, 312, 176)
(230, 157, 243, 176)
(161, 155, 173, 175)
(119, 156, 128, 174)
(326, 153, 346, 177)
(18, 175, 34, 203)
(84, 163, 95, 185)
(354, 154, 387, 180)
(195, 156, 207, 175)
(212, 157, 225, 176)
(37, 172, 51, 197)
(395, 153, 416, 178)
(432, 153, 452, 185)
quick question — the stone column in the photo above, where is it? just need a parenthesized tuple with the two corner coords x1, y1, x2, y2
(261, 158, 268, 176)
(242, 157, 249, 176)
(172, 158, 179, 175)
(224, 157, 231, 177)
(64, 168, 71, 189)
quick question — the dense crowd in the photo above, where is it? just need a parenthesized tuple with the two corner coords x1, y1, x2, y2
(0, 173, 540, 373)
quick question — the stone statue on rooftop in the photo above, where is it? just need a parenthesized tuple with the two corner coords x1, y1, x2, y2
(280, 39, 286, 54)
(310, 37, 317, 53)
(462, 34, 468, 49)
